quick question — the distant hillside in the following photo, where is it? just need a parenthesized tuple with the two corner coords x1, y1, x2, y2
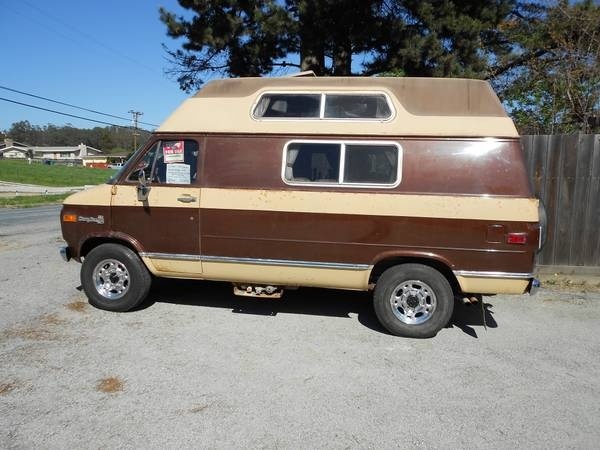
(0, 120, 152, 154)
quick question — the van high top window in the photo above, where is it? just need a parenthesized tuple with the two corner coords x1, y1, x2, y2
(253, 92, 393, 120)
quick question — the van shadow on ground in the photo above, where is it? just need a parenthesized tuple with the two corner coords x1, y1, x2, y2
(141, 279, 497, 338)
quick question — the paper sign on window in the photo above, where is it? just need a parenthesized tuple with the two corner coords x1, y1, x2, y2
(163, 141, 185, 163)
(166, 163, 190, 184)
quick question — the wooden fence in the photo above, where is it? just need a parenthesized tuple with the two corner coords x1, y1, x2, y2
(521, 134, 600, 268)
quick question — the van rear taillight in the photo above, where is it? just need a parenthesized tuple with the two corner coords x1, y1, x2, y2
(506, 233, 527, 245)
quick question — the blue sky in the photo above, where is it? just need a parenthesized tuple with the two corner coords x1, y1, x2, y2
(0, 0, 203, 132)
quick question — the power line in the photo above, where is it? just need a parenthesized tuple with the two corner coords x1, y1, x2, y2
(0, 85, 159, 128)
(0, 97, 153, 131)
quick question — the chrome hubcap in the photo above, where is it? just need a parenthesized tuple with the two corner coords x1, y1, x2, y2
(390, 280, 437, 325)
(93, 259, 130, 300)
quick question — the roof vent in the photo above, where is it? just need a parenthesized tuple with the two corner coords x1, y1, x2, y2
(287, 70, 316, 77)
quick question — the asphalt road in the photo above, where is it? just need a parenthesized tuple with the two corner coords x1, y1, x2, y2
(1, 206, 599, 448)
(0, 204, 61, 228)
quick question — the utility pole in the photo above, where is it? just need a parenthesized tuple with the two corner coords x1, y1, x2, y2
(128, 110, 143, 151)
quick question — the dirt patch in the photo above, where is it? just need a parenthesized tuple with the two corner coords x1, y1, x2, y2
(0, 382, 17, 396)
(1, 314, 64, 342)
(539, 275, 600, 293)
(41, 313, 66, 325)
(97, 377, 124, 394)
(66, 301, 88, 312)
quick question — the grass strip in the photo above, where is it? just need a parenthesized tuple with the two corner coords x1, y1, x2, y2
(0, 160, 111, 186)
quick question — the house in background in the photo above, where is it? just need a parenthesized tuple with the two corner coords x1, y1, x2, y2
(0, 139, 32, 159)
(0, 138, 107, 166)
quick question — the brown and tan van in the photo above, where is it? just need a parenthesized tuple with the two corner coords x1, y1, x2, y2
(59, 76, 542, 338)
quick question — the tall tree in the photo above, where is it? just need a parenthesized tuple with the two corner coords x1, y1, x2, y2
(160, 1, 525, 91)
(491, 0, 600, 134)
(159, 1, 292, 91)
(366, 0, 517, 78)
(159, 0, 387, 90)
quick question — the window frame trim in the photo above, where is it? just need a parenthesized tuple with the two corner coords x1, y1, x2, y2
(251, 90, 396, 122)
(281, 139, 403, 189)
(121, 138, 202, 187)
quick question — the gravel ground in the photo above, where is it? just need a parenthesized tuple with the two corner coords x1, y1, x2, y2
(1, 206, 599, 449)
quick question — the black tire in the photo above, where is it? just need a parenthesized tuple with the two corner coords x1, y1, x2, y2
(373, 264, 454, 338)
(80, 243, 151, 312)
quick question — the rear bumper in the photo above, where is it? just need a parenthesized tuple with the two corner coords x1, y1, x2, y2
(59, 246, 71, 262)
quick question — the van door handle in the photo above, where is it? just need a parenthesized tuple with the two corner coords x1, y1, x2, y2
(177, 195, 197, 203)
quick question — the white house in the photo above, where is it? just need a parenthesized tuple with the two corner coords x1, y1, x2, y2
(0, 138, 106, 166)
(0, 139, 31, 158)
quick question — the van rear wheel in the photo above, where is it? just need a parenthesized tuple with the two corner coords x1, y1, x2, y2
(81, 243, 151, 312)
(373, 264, 454, 338)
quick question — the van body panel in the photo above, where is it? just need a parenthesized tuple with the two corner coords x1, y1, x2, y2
(202, 135, 531, 197)
(158, 77, 518, 137)
(141, 256, 204, 278)
(200, 188, 538, 221)
(200, 208, 537, 273)
(111, 185, 201, 258)
(194, 77, 506, 117)
(138, 253, 370, 288)
(455, 275, 530, 295)
(191, 260, 369, 290)
(63, 183, 113, 206)
(159, 97, 518, 137)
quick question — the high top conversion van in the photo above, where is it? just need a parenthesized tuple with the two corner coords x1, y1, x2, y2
(60, 76, 542, 338)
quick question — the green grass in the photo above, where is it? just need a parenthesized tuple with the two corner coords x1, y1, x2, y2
(0, 159, 111, 186)
(0, 193, 70, 207)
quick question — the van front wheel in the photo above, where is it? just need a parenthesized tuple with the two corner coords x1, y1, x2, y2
(373, 264, 454, 338)
(81, 243, 151, 312)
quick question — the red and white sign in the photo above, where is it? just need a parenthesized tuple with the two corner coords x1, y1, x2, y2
(163, 141, 184, 163)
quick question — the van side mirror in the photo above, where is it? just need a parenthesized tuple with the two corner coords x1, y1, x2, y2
(137, 170, 150, 201)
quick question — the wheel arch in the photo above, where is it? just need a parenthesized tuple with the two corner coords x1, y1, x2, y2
(369, 252, 460, 295)
(79, 233, 143, 259)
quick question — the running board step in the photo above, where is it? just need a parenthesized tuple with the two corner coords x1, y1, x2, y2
(233, 284, 284, 299)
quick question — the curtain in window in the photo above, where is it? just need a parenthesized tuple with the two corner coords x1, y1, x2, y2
(285, 147, 299, 180)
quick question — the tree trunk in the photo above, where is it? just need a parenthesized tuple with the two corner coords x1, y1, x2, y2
(333, 38, 352, 75)
(300, 46, 325, 74)
(298, 1, 326, 74)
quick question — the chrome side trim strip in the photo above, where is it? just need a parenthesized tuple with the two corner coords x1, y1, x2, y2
(454, 270, 534, 279)
(141, 252, 202, 261)
(139, 252, 370, 271)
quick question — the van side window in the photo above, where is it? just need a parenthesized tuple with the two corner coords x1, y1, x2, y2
(324, 94, 391, 119)
(254, 94, 321, 118)
(284, 141, 400, 187)
(153, 140, 199, 184)
(254, 92, 393, 120)
(343, 144, 398, 184)
(285, 143, 340, 182)
(127, 140, 199, 185)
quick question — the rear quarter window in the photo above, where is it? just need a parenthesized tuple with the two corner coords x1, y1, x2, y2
(283, 140, 401, 187)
